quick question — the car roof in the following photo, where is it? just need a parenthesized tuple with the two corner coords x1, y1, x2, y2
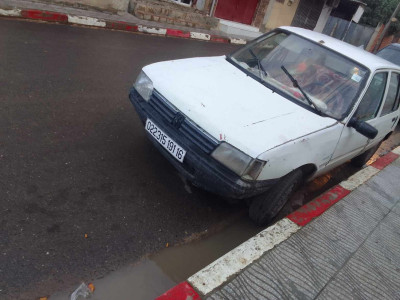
(280, 26, 400, 72)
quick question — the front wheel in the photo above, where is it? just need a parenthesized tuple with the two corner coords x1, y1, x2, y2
(249, 169, 303, 226)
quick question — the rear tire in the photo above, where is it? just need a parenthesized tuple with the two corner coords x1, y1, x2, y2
(351, 142, 381, 168)
(249, 168, 303, 226)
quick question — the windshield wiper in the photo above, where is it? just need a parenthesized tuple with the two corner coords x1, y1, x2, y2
(280, 65, 323, 115)
(249, 49, 268, 80)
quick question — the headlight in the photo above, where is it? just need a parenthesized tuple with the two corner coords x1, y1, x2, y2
(134, 71, 153, 101)
(211, 142, 266, 180)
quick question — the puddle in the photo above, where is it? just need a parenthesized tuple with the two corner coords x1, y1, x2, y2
(50, 216, 260, 300)
(151, 216, 260, 283)
(50, 260, 175, 300)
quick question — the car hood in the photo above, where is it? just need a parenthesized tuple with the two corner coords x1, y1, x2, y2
(143, 56, 338, 158)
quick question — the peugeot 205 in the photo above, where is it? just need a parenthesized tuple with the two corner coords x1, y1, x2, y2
(129, 26, 400, 225)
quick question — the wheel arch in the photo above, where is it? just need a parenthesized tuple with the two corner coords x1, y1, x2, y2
(383, 131, 393, 141)
(299, 163, 318, 179)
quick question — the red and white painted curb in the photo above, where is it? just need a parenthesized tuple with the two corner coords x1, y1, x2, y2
(156, 146, 400, 299)
(0, 8, 247, 45)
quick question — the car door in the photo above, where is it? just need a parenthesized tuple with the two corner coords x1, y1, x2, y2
(367, 71, 400, 148)
(328, 71, 389, 166)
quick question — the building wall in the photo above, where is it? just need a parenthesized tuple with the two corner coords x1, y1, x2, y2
(314, 3, 332, 33)
(252, 0, 270, 28)
(131, 0, 218, 29)
(34, 0, 129, 12)
(379, 34, 395, 50)
(263, 0, 300, 31)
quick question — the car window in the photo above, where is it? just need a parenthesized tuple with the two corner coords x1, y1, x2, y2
(354, 72, 388, 121)
(381, 72, 400, 116)
(229, 31, 368, 120)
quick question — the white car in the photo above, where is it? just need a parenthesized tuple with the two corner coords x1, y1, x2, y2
(129, 26, 400, 225)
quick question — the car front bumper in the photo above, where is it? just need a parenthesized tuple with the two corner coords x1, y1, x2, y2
(129, 88, 278, 199)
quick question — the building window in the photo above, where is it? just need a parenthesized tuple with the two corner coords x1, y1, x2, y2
(170, 0, 192, 6)
(291, 0, 325, 30)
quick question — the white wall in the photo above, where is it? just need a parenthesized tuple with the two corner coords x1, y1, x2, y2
(314, 2, 333, 33)
(196, 0, 205, 10)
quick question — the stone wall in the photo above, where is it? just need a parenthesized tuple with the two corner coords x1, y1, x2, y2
(130, 0, 219, 29)
(252, 0, 269, 29)
(32, 0, 130, 12)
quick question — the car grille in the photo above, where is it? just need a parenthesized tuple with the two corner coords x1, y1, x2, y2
(149, 90, 219, 154)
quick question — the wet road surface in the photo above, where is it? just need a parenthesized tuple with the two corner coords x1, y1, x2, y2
(1, 17, 400, 299)
(0, 18, 238, 299)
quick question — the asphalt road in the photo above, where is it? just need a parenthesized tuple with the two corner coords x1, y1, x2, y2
(0, 18, 238, 299)
(1, 17, 400, 300)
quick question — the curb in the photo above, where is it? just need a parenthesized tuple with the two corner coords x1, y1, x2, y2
(0, 8, 247, 45)
(156, 146, 400, 299)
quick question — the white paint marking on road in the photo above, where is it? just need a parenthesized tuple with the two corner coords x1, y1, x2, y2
(339, 165, 380, 191)
(190, 32, 210, 41)
(68, 15, 106, 27)
(137, 25, 166, 35)
(392, 146, 400, 155)
(0, 8, 21, 16)
(230, 38, 246, 45)
(188, 218, 300, 295)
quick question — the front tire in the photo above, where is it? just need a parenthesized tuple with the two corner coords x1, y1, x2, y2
(249, 169, 303, 226)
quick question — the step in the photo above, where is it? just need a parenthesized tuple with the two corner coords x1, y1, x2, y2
(218, 19, 262, 39)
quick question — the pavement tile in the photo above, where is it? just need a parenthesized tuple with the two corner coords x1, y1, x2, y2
(341, 184, 390, 221)
(392, 200, 400, 215)
(365, 166, 400, 204)
(387, 159, 400, 176)
(208, 190, 387, 300)
(353, 180, 397, 210)
(305, 196, 380, 252)
(389, 156, 400, 168)
(381, 209, 400, 235)
(317, 212, 400, 300)
(209, 234, 330, 300)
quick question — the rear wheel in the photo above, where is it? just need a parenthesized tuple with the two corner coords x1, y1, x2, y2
(351, 142, 382, 168)
(249, 168, 303, 226)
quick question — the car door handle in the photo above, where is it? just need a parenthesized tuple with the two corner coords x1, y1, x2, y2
(392, 117, 398, 122)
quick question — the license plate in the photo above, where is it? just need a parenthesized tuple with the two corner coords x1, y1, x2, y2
(145, 119, 186, 163)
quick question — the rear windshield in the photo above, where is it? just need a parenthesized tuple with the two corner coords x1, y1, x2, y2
(376, 46, 400, 66)
(229, 31, 369, 120)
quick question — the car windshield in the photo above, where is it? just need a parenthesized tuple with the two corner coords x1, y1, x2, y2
(376, 46, 400, 66)
(229, 31, 369, 119)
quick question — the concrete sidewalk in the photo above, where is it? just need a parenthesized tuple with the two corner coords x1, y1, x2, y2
(0, 0, 256, 42)
(207, 156, 400, 299)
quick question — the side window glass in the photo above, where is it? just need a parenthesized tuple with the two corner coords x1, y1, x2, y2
(381, 73, 400, 116)
(354, 72, 388, 121)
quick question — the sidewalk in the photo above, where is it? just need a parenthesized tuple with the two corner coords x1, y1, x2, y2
(0, 0, 255, 43)
(209, 162, 400, 299)
(159, 147, 400, 299)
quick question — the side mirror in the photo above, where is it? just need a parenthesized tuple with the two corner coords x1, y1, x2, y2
(348, 118, 378, 139)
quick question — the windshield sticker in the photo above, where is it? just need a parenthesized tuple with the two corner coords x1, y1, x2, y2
(351, 73, 362, 82)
